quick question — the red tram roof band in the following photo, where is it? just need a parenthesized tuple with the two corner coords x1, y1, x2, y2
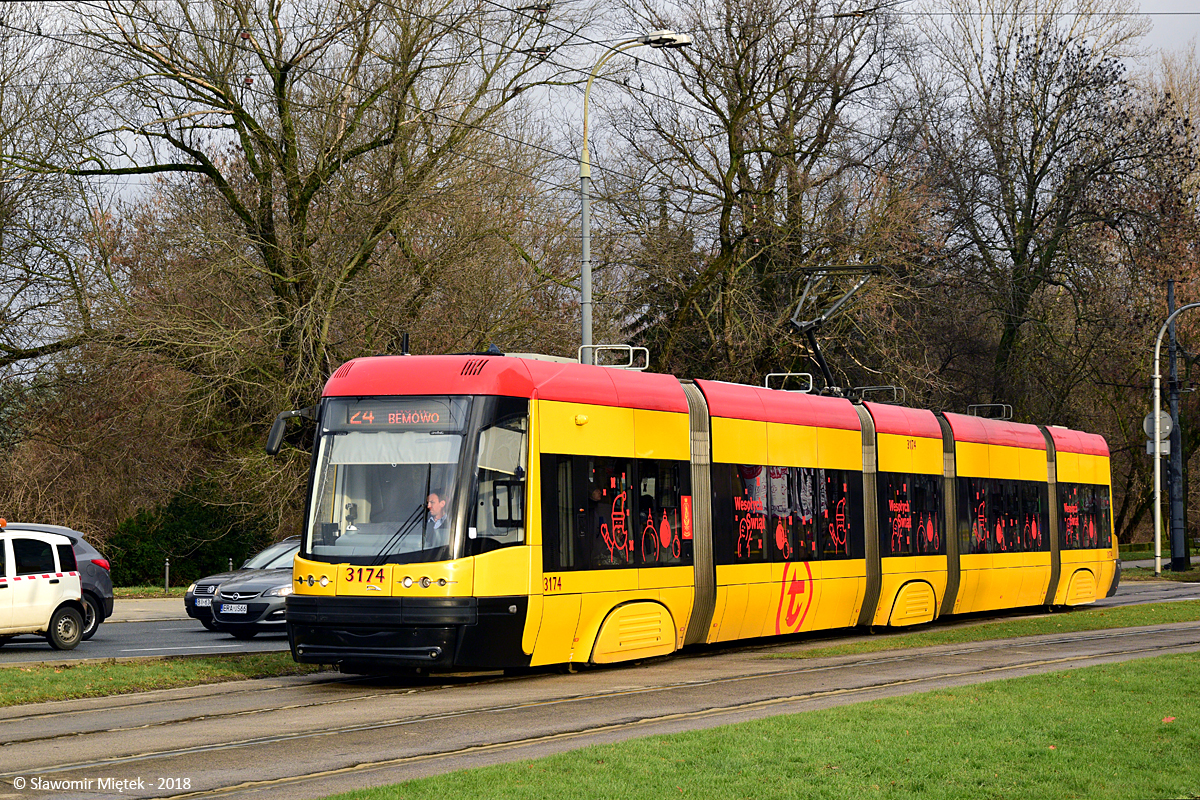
(321, 355, 1108, 453)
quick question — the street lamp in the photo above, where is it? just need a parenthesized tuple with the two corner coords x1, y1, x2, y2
(1153, 302, 1200, 576)
(580, 29, 692, 365)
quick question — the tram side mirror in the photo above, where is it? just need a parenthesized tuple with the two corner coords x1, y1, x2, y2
(265, 406, 317, 455)
(492, 480, 525, 528)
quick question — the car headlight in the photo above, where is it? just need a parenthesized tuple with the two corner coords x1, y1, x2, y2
(186, 583, 196, 594)
(263, 585, 294, 597)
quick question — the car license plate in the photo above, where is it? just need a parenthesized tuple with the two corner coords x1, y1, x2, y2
(222, 603, 248, 614)
(195, 598, 212, 607)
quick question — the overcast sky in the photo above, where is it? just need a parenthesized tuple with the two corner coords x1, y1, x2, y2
(1143, 2, 1199, 58)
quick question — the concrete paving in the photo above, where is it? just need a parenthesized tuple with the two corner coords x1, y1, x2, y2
(108, 597, 189, 623)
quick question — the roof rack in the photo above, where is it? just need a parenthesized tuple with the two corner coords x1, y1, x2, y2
(854, 385, 906, 405)
(764, 372, 814, 393)
(967, 403, 1013, 420)
(577, 344, 649, 371)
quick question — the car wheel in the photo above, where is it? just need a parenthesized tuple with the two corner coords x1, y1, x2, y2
(47, 607, 83, 650)
(229, 628, 258, 640)
(200, 617, 220, 631)
(80, 593, 103, 640)
(0, 636, 12, 647)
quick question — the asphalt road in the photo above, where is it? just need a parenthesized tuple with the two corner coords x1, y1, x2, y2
(0, 619, 288, 664)
(2, 619, 1198, 800)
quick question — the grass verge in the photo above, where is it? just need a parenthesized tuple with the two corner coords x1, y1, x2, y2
(114, 586, 188, 598)
(1122, 565, 1200, 582)
(765, 600, 1200, 661)
(328, 651, 1200, 800)
(0, 652, 325, 707)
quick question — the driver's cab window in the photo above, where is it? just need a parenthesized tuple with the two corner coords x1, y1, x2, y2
(467, 398, 528, 556)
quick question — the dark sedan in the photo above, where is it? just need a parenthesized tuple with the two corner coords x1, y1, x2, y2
(184, 537, 299, 630)
(210, 569, 294, 639)
(4, 523, 114, 640)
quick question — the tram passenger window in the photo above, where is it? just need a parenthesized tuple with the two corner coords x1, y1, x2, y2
(541, 454, 576, 571)
(768, 467, 815, 561)
(879, 473, 913, 556)
(912, 475, 943, 555)
(1096, 487, 1112, 548)
(1019, 483, 1050, 552)
(712, 464, 768, 564)
(819, 469, 863, 559)
(960, 478, 989, 554)
(584, 457, 635, 568)
(1059, 483, 1111, 550)
(635, 459, 693, 567)
(1059, 483, 1083, 549)
(880, 473, 942, 557)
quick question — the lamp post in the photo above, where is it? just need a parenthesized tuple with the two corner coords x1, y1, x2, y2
(580, 29, 691, 365)
(1153, 302, 1200, 576)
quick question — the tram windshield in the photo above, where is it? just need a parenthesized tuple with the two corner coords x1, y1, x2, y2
(305, 396, 471, 565)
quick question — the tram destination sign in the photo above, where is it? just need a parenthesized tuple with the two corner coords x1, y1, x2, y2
(329, 397, 469, 432)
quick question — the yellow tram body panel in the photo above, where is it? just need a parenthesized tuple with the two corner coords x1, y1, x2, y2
(873, 555, 948, 626)
(1056, 451, 1109, 485)
(712, 417, 768, 465)
(1053, 549, 1106, 606)
(538, 400, 636, 458)
(709, 559, 865, 642)
(876, 433, 943, 476)
(955, 552, 1051, 613)
(956, 442, 1048, 482)
(531, 566, 695, 666)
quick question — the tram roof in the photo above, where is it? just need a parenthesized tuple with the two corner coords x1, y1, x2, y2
(1044, 426, 1110, 458)
(694, 379, 861, 431)
(322, 355, 690, 413)
(942, 411, 1046, 450)
(864, 402, 942, 439)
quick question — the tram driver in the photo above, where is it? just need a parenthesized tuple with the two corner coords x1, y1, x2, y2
(425, 489, 451, 550)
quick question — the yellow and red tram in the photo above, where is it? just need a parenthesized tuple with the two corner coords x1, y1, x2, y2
(282, 354, 1119, 671)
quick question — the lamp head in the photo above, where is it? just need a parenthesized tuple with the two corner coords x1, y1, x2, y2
(639, 29, 692, 48)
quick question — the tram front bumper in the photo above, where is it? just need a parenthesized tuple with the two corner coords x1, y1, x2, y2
(286, 595, 529, 670)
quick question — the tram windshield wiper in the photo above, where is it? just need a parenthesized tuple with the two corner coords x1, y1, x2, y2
(368, 502, 427, 566)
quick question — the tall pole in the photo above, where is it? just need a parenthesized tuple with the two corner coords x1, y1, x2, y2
(1168, 282, 1188, 571)
(579, 31, 691, 365)
(580, 39, 643, 366)
(1154, 302, 1200, 576)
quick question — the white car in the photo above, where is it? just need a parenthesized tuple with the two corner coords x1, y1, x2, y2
(0, 520, 86, 650)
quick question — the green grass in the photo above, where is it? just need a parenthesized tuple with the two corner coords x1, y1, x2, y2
(113, 586, 188, 598)
(327, 652, 1200, 800)
(0, 652, 326, 707)
(765, 600, 1200, 661)
(1123, 565, 1200, 583)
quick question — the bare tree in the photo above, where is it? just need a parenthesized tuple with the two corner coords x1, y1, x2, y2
(596, 0, 914, 383)
(912, 0, 1192, 411)
(7, 0, 586, 399)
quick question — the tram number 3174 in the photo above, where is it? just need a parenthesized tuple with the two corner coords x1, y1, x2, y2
(543, 575, 562, 593)
(345, 567, 386, 584)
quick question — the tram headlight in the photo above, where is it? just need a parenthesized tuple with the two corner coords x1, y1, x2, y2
(420, 576, 432, 588)
(319, 575, 330, 587)
(402, 576, 413, 588)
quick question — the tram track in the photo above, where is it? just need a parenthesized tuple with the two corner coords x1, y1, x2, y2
(7, 620, 1198, 751)
(4, 621, 1200, 800)
(157, 632, 1200, 800)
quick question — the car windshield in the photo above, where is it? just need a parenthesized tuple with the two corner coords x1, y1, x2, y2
(244, 540, 300, 569)
(305, 396, 470, 565)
